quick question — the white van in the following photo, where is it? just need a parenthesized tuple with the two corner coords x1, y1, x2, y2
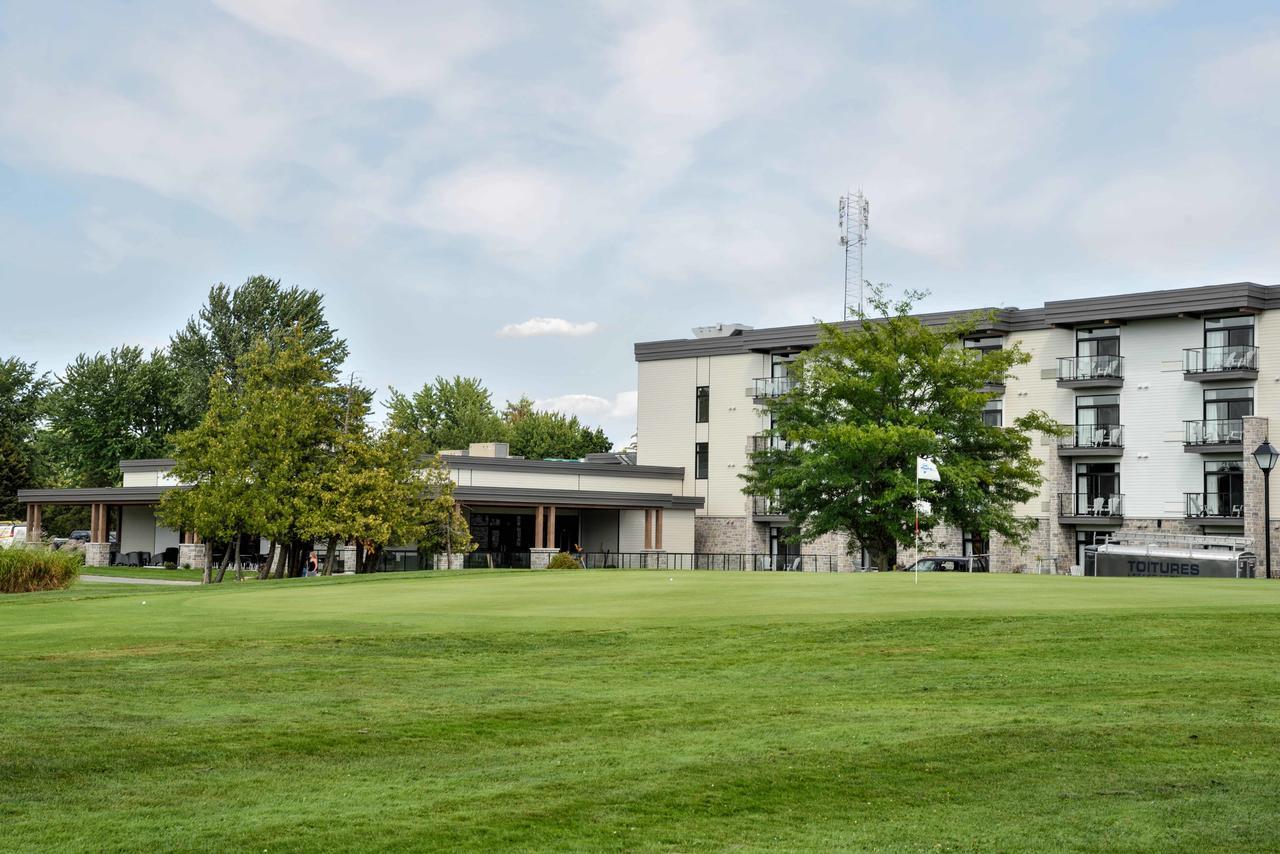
(0, 525, 27, 549)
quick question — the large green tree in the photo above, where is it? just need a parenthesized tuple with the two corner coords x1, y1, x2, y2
(0, 358, 50, 519)
(386, 376, 507, 454)
(742, 286, 1060, 571)
(168, 275, 348, 426)
(43, 347, 187, 487)
(502, 397, 612, 460)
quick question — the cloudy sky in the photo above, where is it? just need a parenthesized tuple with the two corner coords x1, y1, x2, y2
(2, 1, 1278, 445)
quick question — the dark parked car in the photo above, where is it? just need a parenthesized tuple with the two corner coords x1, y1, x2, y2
(906, 556, 989, 573)
(69, 530, 91, 542)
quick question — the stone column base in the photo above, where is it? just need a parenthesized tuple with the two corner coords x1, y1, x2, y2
(84, 543, 112, 567)
(642, 549, 666, 569)
(179, 543, 209, 570)
(530, 548, 558, 569)
(338, 545, 358, 573)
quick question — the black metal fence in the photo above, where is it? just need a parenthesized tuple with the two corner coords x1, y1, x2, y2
(576, 552, 842, 572)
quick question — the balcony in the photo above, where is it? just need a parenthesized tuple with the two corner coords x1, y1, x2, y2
(1056, 355, 1124, 388)
(749, 434, 793, 453)
(1183, 345, 1258, 382)
(1183, 419, 1244, 453)
(1058, 493, 1124, 525)
(752, 376, 796, 400)
(1184, 493, 1245, 527)
(1057, 424, 1124, 457)
(751, 496, 787, 520)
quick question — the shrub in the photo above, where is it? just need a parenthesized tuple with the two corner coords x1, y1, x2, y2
(546, 552, 582, 570)
(0, 548, 82, 593)
(163, 561, 177, 570)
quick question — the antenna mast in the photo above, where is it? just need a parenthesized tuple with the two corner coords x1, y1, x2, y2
(838, 190, 870, 319)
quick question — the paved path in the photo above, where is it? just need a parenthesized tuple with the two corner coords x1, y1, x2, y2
(80, 574, 200, 586)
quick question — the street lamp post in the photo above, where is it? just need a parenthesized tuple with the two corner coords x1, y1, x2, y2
(1252, 439, 1279, 580)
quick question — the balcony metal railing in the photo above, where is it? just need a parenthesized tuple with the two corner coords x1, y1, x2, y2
(1184, 493, 1245, 519)
(1057, 354, 1124, 382)
(1058, 424, 1124, 449)
(1184, 419, 1245, 446)
(751, 496, 784, 516)
(1058, 492, 1124, 517)
(753, 376, 796, 398)
(1184, 345, 1258, 374)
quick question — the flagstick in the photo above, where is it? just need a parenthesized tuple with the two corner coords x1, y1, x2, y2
(914, 472, 920, 585)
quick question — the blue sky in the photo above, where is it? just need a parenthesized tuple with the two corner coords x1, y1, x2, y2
(2, 0, 1278, 445)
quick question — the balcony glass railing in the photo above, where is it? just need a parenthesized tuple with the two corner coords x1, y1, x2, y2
(753, 376, 796, 398)
(1184, 345, 1258, 374)
(751, 496, 783, 515)
(750, 435, 793, 453)
(1057, 354, 1124, 381)
(1184, 492, 1244, 519)
(1058, 492, 1124, 517)
(1059, 424, 1124, 449)
(1184, 419, 1245, 446)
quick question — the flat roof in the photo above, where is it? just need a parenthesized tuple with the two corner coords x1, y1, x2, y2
(634, 280, 1273, 361)
(443, 455, 683, 479)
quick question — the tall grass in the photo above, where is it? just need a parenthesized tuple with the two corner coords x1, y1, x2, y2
(0, 548, 82, 593)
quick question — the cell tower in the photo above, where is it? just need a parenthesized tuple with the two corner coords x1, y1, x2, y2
(838, 190, 870, 320)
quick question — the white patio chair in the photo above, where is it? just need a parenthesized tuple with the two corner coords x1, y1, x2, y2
(1103, 496, 1119, 516)
(1089, 496, 1104, 516)
(1187, 495, 1203, 517)
(1232, 504, 1243, 518)
(1092, 428, 1107, 447)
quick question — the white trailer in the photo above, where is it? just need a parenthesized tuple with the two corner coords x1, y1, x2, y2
(1083, 532, 1256, 579)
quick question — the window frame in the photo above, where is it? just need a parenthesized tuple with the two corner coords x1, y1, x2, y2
(694, 385, 710, 423)
(694, 442, 709, 480)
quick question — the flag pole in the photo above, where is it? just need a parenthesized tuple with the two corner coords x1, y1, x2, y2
(914, 471, 920, 585)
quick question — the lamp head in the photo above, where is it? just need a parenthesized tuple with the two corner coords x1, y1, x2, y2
(1253, 439, 1280, 473)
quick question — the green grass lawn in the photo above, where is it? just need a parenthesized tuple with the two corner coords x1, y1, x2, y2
(78, 566, 208, 581)
(4, 570, 1280, 852)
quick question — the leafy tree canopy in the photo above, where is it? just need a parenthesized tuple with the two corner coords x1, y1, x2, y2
(502, 397, 612, 460)
(0, 358, 50, 518)
(169, 275, 348, 425)
(43, 347, 186, 487)
(742, 285, 1062, 571)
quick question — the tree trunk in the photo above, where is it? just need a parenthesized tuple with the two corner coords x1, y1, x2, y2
(260, 540, 276, 580)
(272, 541, 289, 579)
(355, 542, 365, 574)
(870, 539, 899, 572)
(363, 545, 378, 573)
(233, 536, 243, 583)
(323, 535, 338, 575)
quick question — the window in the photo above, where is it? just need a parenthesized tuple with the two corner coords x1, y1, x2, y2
(1204, 387, 1253, 421)
(964, 335, 1004, 353)
(1076, 530, 1107, 568)
(695, 386, 709, 423)
(1074, 462, 1119, 515)
(1203, 460, 1244, 517)
(961, 530, 988, 557)
(981, 399, 1003, 427)
(1074, 327, 1121, 380)
(1205, 315, 1254, 348)
(694, 442, 708, 479)
(1073, 394, 1119, 447)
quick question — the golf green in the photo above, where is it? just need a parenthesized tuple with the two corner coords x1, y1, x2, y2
(3, 570, 1280, 851)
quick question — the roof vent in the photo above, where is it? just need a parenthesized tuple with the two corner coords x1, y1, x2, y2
(692, 323, 753, 339)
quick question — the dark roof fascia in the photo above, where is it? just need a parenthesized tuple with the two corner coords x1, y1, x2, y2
(443, 455, 684, 479)
(16, 485, 183, 505)
(634, 282, 1276, 360)
(454, 486, 703, 510)
(119, 458, 178, 472)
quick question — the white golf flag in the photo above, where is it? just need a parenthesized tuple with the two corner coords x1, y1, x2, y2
(916, 456, 941, 482)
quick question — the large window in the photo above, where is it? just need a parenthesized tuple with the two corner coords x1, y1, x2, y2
(695, 386, 709, 423)
(961, 530, 988, 557)
(981, 399, 1003, 427)
(694, 442, 708, 479)
(1076, 326, 1120, 358)
(1203, 460, 1244, 517)
(1075, 462, 1119, 515)
(1204, 387, 1253, 421)
(1074, 394, 1119, 446)
(1205, 315, 1254, 348)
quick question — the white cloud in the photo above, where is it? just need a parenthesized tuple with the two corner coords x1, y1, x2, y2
(497, 317, 600, 338)
(534, 391, 638, 420)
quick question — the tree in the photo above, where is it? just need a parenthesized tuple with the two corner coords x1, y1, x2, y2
(159, 331, 344, 580)
(502, 397, 612, 460)
(168, 275, 348, 427)
(386, 376, 506, 454)
(43, 347, 187, 487)
(0, 358, 49, 519)
(742, 286, 1061, 572)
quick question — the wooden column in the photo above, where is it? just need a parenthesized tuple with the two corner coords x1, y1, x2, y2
(90, 504, 98, 542)
(534, 505, 544, 551)
(31, 503, 42, 542)
(546, 506, 556, 550)
(644, 509, 653, 550)
(655, 507, 664, 550)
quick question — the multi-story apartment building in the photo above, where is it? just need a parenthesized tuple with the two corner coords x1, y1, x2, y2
(635, 281, 1280, 573)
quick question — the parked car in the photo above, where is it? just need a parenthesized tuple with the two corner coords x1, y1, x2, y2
(69, 530, 91, 542)
(906, 555, 989, 573)
(0, 525, 28, 549)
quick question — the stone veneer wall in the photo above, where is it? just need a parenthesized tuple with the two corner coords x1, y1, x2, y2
(1243, 416, 1280, 578)
(694, 517, 769, 555)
